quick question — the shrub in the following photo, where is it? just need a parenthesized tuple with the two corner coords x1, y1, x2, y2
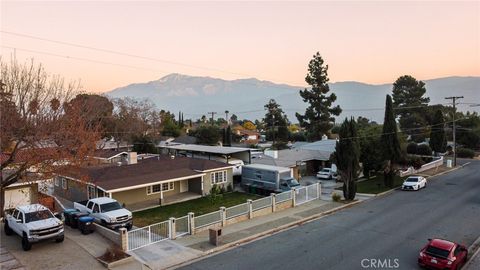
(406, 143, 418, 154)
(457, 148, 475, 158)
(416, 144, 432, 156)
(408, 156, 425, 170)
(226, 183, 233, 193)
(332, 192, 342, 202)
(209, 185, 223, 203)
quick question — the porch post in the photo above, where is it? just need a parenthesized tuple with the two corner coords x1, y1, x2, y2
(188, 212, 195, 235)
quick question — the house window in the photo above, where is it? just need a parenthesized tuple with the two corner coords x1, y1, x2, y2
(211, 171, 227, 184)
(54, 178, 60, 186)
(162, 182, 174, 191)
(62, 178, 67, 189)
(146, 182, 174, 195)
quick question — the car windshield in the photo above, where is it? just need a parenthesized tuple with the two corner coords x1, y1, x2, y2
(25, 210, 54, 223)
(287, 179, 300, 186)
(406, 178, 419, 182)
(426, 245, 450, 259)
(101, 202, 122, 212)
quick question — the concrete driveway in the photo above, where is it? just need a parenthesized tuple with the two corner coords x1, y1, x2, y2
(1, 224, 104, 270)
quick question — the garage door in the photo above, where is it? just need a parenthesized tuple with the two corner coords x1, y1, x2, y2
(4, 187, 31, 209)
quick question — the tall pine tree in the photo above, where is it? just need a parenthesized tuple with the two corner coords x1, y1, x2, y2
(296, 52, 341, 141)
(334, 118, 360, 200)
(381, 95, 402, 187)
(392, 75, 430, 142)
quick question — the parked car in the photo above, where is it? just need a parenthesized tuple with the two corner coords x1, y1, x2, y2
(74, 197, 132, 230)
(316, 168, 337, 180)
(418, 238, 468, 270)
(402, 176, 427, 191)
(4, 204, 64, 251)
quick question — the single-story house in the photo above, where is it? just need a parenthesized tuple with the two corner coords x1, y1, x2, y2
(53, 154, 234, 210)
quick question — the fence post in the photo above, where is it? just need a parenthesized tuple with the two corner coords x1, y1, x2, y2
(169, 217, 176, 240)
(148, 225, 152, 244)
(220, 207, 227, 227)
(271, 193, 276, 212)
(316, 182, 321, 199)
(188, 212, 195, 235)
(292, 188, 296, 207)
(119, 228, 128, 252)
(247, 199, 253, 219)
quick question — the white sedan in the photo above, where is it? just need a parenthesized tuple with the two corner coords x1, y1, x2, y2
(401, 176, 427, 191)
(316, 168, 337, 180)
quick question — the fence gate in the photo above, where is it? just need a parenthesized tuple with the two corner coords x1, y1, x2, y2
(175, 215, 190, 237)
(127, 220, 170, 251)
(296, 183, 319, 205)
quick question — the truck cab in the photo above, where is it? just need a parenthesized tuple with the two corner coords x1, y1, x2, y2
(279, 178, 301, 192)
(4, 204, 64, 251)
(74, 197, 132, 230)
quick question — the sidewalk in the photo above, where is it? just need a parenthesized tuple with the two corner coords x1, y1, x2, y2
(176, 199, 343, 252)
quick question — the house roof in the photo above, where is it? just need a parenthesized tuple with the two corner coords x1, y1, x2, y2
(64, 156, 233, 192)
(92, 150, 128, 159)
(252, 148, 331, 168)
(297, 139, 337, 153)
(164, 144, 253, 155)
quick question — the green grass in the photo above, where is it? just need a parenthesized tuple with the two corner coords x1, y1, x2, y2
(336, 174, 407, 194)
(133, 192, 262, 227)
(356, 174, 407, 194)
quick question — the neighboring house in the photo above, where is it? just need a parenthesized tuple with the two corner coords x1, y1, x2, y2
(92, 150, 132, 164)
(232, 126, 260, 142)
(96, 138, 132, 151)
(2, 170, 40, 210)
(253, 138, 337, 180)
(53, 154, 234, 210)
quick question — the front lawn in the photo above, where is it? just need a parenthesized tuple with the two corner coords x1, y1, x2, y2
(133, 192, 262, 227)
(355, 174, 407, 194)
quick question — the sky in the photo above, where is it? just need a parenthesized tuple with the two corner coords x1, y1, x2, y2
(1, 1, 479, 93)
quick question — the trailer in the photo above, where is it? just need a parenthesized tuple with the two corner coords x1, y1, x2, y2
(241, 164, 300, 194)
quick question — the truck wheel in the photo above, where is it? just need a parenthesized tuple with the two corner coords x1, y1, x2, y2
(4, 221, 13, 236)
(101, 220, 107, 227)
(126, 224, 132, 231)
(22, 233, 32, 251)
(56, 235, 64, 243)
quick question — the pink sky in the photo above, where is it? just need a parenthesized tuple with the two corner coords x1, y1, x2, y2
(1, 1, 479, 92)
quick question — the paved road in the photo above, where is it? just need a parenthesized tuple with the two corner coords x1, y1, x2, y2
(181, 160, 480, 270)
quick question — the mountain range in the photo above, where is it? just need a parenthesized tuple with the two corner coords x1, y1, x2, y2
(106, 74, 480, 123)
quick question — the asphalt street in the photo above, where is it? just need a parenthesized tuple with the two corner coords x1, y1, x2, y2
(181, 160, 480, 270)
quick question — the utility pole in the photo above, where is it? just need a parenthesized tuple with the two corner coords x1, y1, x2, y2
(208, 112, 217, 126)
(445, 96, 463, 167)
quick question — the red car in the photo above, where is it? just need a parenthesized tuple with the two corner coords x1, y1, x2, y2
(418, 238, 468, 270)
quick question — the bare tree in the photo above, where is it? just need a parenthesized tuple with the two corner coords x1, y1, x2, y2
(1, 58, 100, 215)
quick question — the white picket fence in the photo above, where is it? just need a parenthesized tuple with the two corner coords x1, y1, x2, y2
(127, 183, 321, 251)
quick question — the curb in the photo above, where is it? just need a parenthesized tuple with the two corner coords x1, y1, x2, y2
(359, 163, 470, 198)
(168, 200, 363, 269)
(464, 236, 480, 270)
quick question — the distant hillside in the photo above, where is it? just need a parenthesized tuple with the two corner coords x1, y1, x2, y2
(107, 74, 480, 123)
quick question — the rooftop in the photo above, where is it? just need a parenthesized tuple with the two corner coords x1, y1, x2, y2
(243, 163, 291, 172)
(64, 156, 233, 192)
(164, 144, 253, 155)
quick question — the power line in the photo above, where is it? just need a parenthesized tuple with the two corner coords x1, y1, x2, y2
(1, 30, 304, 87)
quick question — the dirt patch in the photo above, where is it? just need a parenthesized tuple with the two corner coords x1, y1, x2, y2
(97, 246, 129, 263)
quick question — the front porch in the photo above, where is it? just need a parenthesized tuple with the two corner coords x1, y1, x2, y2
(126, 192, 203, 212)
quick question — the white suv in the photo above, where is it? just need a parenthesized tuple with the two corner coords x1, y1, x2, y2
(4, 204, 64, 251)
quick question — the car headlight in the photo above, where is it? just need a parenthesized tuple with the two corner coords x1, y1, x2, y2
(109, 217, 116, 223)
(447, 260, 453, 265)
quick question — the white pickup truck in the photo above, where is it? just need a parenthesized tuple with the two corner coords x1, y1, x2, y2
(4, 204, 64, 251)
(74, 197, 132, 230)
